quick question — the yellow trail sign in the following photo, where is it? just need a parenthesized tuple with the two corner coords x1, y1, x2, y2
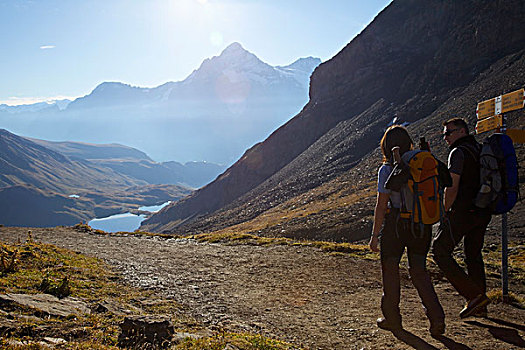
(501, 88, 525, 114)
(477, 88, 524, 119)
(477, 97, 496, 120)
(476, 114, 503, 134)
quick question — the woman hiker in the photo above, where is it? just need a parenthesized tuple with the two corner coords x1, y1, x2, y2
(369, 125, 445, 336)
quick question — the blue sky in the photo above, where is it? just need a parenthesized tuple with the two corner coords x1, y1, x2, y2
(0, 0, 391, 105)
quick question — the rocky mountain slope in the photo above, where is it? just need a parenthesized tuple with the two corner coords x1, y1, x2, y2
(0, 43, 320, 164)
(28, 138, 152, 161)
(142, 0, 525, 239)
(0, 129, 141, 193)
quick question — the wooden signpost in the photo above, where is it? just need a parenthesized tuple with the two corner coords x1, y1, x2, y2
(477, 88, 525, 119)
(475, 87, 524, 297)
(476, 97, 496, 120)
(475, 114, 503, 134)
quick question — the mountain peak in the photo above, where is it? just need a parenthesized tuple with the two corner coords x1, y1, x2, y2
(286, 57, 322, 71)
(221, 42, 246, 55)
(277, 57, 322, 75)
(216, 42, 260, 64)
(92, 82, 132, 93)
(0, 128, 12, 136)
(183, 42, 272, 84)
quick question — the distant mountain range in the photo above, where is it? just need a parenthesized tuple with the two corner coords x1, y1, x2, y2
(0, 99, 71, 113)
(141, 0, 525, 240)
(0, 43, 320, 164)
(29, 138, 226, 189)
(0, 129, 192, 227)
(0, 129, 139, 193)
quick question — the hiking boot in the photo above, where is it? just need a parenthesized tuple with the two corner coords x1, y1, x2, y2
(459, 294, 491, 319)
(377, 317, 402, 332)
(472, 305, 488, 318)
(429, 322, 445, 337)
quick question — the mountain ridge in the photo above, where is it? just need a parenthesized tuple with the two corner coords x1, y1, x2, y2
(1, 42, 320, 163)
(0, 129, 140, 193)
(67, 42, 319, 109)
(29, 137, 226, 188)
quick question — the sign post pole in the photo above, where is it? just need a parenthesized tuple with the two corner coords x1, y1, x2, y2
(500, 114, 508, 298)
(476, 88, 524, 298)
(502, 212, 508, 297)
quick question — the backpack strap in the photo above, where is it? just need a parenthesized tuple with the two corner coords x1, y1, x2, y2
(412, 181, 424, 238)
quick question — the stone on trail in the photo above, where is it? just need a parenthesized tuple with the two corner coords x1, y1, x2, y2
(0, 293, 90, 318)
(41, 337, 67, 345)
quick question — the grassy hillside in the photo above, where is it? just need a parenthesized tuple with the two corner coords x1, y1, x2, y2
(0, 129, 143, 194)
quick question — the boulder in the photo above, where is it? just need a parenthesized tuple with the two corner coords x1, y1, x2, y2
(0, 293, 90, 318)
(118, 315, 174, 349)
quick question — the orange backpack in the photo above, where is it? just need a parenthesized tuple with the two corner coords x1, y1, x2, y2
(398, 150, 444, 231)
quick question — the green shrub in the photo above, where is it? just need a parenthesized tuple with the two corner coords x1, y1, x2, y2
(38, 275, 71, 298)
(0, 248, 17, 274)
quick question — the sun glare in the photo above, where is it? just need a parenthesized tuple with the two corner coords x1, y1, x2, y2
(163, 0, 238, 54)
(210, 31, 224, 47)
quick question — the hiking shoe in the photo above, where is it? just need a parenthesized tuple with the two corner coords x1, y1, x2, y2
(472, 305, 488, 318)
(377, 317, 402, 331)
(429, 322, 445, 337)
(459, 294, 491, 319)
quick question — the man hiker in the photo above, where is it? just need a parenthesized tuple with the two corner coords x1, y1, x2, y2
(432, 117, 492, 318)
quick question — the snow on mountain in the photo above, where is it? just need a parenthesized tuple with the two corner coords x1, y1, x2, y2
(54, 99, 72, 110)
(276, 57, 322, 87)
(0, 43, 320, 164)
(70, 42, 320, 108)
(0, 99, 71, 114)
(183, 42, 278, 86)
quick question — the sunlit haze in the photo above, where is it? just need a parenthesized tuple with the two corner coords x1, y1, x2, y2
(0, 0, 391, 105)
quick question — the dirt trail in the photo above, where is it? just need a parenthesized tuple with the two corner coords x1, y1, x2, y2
(1, 227, 523, 349)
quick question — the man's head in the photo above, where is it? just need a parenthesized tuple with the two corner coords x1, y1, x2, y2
(442, 117, 469, 146)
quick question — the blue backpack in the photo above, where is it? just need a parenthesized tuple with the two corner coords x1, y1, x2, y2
(474, 133, 519, 214)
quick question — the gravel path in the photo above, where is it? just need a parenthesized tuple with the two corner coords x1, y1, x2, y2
(1, 227, 524, 349)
